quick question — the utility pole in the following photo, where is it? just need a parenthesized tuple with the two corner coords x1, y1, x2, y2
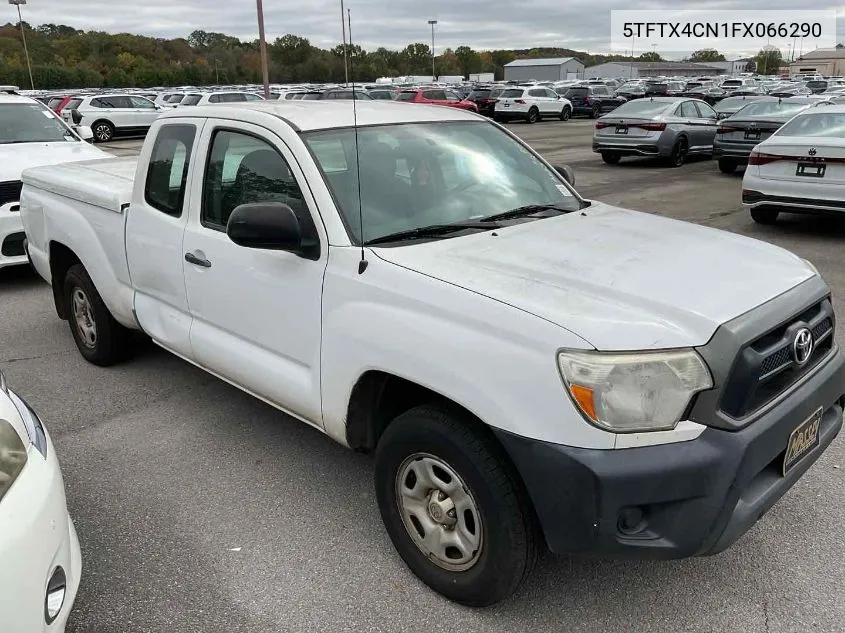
(256, 0, 270, 98)
(428, 20, 437, 80)
(341, 0, 348, 85)
(629, 34, 635, 78)
(8, 0, 34, 90)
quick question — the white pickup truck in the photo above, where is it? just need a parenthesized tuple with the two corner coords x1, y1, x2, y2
(19, 101, 844, 606)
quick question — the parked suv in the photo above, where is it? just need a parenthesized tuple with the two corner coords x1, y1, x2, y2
(62, 94, 164, 143)
(494, 86, 572, 123)
(466, 86, 504, 117)
(560, 85, 625, 118)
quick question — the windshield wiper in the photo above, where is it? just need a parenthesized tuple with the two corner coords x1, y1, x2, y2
(364, 221, 501, 246)
(480, 204, 569, 223)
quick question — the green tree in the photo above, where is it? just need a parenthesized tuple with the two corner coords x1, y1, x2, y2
(638, 51, 662, 61)
(455, 45, 481, 76)
(689, 48, 725, 62)
(753, 47, 783, 74)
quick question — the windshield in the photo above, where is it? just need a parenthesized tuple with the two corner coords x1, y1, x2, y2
(609, 99, 672, 117)
(732, 100, 808, 118)
(468, 90, 491, 99)
(776, 112, 845, 137)
(303, 121, 580, 244)
(301, 93, 322, 101)
(181, 95, 202, 106)
(722, 80, 742, 87)
(0, 103, 77, 144)
(65, 98, 82, 111)
(500, 89, 524, 98)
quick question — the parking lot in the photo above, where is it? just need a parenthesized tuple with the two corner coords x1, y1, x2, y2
(3, 119, 845, 633)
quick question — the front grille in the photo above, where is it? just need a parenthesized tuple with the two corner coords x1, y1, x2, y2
(0, 180, 22, 207)
(720, 298, 835, 419)
(1, 232, 25, 257)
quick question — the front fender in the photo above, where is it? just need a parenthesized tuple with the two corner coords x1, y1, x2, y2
(320, 248, 615, 450)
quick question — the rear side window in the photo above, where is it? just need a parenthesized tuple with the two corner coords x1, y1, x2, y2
(678, 101, 698, 118)
(422, 90, 446, 100)
(144, 124, 196, 217)
(396, 92, 416, 101)
(565, 88, 587, 98)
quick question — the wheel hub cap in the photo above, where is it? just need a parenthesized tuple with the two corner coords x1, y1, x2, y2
(71, 288, 97, 348)
(395, 453, 483, 571)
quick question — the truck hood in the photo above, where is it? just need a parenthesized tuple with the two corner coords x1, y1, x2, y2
(373, 204, 815, 350)
(0, 141, 108, 181)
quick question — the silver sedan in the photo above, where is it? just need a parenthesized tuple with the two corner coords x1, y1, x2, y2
(592, 96, 719, 167)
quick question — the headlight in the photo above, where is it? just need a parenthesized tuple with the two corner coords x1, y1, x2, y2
(557, 349, 713, 433)
(0, 418, 27, 504)
(0, 370, 47, 457)
(0, 369, 7, 395)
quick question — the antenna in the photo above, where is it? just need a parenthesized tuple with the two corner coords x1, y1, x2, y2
(348, 7, 368, 274)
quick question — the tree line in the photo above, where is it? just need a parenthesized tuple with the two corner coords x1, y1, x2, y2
(0, 23, 788, 90)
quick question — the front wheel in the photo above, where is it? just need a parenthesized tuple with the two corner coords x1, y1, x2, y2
(559, 106, 571, 121)
(375, 405, 537, 607)
(669, 137, 687, 167)
(750, 208, 779, 224)
(64, 264, 131, 366)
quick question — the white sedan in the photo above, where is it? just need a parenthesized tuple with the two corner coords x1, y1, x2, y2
(742, 104, 845, 224)
(0, 370, 81, 632)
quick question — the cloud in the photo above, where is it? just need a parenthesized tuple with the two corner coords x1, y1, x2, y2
(7, 0, 845, 55)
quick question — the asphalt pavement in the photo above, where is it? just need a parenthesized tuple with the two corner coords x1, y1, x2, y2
(3, 119, 845, 633)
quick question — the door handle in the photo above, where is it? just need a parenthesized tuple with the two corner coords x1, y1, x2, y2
(185, 252, 212, 268)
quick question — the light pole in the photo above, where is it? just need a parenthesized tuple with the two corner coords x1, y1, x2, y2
(256, 0, 270, 99)
(8, 0, 34, 90)
(428, 20, 437, 80)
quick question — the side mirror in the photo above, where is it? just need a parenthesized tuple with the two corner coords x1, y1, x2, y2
(76, 125, 94, 141)
(553, 164, 575, 186)
(227, 202, 306, 254)
(71, 109, 82, 125)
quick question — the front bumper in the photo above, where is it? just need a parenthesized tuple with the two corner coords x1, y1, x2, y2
(0, 397, 81, 632)
(0, 202, 27, 270)
(496, 348, 845, 558)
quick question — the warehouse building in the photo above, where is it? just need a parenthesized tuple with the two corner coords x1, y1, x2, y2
(503, 57, 585, 82)
(789, 46, 845, 76)
(585, 61, 725, 79)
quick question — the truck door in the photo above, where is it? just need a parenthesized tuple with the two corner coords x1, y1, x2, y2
(181, 121, 328, 426)
(125, 120, 203, 359)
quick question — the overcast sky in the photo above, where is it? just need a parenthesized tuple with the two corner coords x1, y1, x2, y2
(6, 0, 845, 56)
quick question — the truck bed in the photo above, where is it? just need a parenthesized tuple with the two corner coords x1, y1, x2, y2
(22, 157, 137, 214)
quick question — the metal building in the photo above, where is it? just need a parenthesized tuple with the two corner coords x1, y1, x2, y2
(503, 57, 585, 82)
(585, 61, 725, 79)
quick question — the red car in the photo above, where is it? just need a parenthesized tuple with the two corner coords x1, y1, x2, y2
(46, 95, 74, 113)
(395, 88, 479, 112)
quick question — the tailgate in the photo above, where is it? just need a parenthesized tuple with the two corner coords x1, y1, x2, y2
(22, 157, 136, 213)
(717, 118, 783, 144)
(595, 117, 655, 138)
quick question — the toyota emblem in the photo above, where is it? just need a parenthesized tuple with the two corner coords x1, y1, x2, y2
(809, 148, 817, 156)
(792, 328, 814, 366)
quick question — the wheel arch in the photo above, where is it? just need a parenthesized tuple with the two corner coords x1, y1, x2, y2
(48, 241, 82, 320)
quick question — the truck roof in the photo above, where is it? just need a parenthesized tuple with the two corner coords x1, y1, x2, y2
(157, 100, 480, 132)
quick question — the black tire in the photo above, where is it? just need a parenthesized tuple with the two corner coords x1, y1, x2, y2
(91, 120, 115, 143)
(669, 137, 687, 167)
(559, 106, 571, 121)
(750, 208, 779, 224)
(601, 152, 621, 165)
(375, 404, 538, 607)
(526, 107, 539, 124)
(590, 104, 601, 119)
(63, 264, 131, 366)
(718, 158, 737, 174)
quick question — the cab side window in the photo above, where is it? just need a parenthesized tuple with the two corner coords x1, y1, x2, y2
(201, 129, 316, 243)
(144, 124, 196, 217)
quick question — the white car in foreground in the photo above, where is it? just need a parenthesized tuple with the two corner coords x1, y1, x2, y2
(743, 104, 845, 224)
(0, 370, 81, 632)
(0, 94, 107, 270)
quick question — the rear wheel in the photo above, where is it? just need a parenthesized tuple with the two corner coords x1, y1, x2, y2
(601, 152, 621, 165)
(559, 106, 571, 121)
(526, 107, 539, 124)
(718, 158, 737, 174)
(375, 404, 538, 607)
(63, 264, 131, 366)
(750, 208, 779, 224)
(669, 137, 687, 167)
(91, 120, 114, 143)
